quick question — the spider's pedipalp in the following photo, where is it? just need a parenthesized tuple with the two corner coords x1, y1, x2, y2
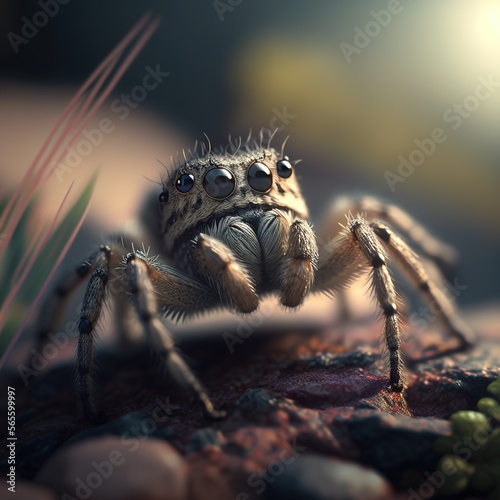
(193, 233, 259, 314)
(280, 219, 318, 307)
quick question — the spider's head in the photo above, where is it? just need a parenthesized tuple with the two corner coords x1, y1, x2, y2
(159, 139, 308, 252)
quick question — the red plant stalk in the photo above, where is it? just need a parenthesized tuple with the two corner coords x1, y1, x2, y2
(0, 182, 74, 332)
(0, 196, 92, 369)
(0, 13, 160, 364)
(0, 13, 159, 263)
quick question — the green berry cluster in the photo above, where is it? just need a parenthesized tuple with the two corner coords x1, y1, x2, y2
(431, 378, 500, 497)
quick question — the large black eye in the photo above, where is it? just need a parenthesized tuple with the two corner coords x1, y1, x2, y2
(159, 190, 169, 204)
(247, 162, 273, 193)
(277, 158, 293, 178)
(203, 168, 235, 199)
(175, 173, 195, 193)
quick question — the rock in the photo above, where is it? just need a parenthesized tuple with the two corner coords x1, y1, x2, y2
(237, 389, 279, 415)
(288, 348, 380, 371)
(187, 428, 226, 452)
(346, 411, 450, 481)
(35, 436, 187, 500)
(64, 410, 175, 448)
(9, 481, 58, 500)
(264, 453, 394, 500)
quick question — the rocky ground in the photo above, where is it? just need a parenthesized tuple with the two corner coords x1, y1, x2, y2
(1, 299, 499, 500)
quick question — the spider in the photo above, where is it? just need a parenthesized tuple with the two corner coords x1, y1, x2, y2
(32, 133, 475, 423)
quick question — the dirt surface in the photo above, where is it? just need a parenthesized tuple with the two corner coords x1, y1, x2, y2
(1, 302, 499, 499)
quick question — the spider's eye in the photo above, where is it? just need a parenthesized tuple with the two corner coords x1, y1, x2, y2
(247, 162, 273, 193)
(175, 173, 195, 193)
(203, 168, 235, 199)
(277, 159, 293, 178)
(159, 190, 169, 204)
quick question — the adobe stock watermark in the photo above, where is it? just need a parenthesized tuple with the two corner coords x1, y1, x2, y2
(408, 277, 467, 334)
(339, 0, 411, 63)
(261, 106, 297, 138)
(407, 426, 490, 499)
(223, 300, 276, 354)
(385, 74, 500, 192)
(213, 0, 243, 22)
(7, 0, 71, 54)
(235, 438, 307, 499)
(17, 303, 84, 386)
(54, 64, 170, 182)
(61, 398, 174, 500)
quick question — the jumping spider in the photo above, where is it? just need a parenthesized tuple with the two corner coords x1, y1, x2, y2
(33, 134, 475, 423)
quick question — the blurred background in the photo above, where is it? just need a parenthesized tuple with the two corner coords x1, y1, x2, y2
(0, 0, 499, 348)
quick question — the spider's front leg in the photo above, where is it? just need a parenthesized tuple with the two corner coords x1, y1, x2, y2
(32, 238, 226, 421)
(314, 220, 405, 390)
(317, 196, 459, 277)
(369, 221, 475, 359)
(124, 253, 226, 419)
(30, 243, 114, 423)
(314, 212, 476, 391)
(76, 247, 111, 423)
(126, 253, 225, 418)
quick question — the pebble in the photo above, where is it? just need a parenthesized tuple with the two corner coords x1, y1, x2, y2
(265, 453, 394, 500)
(35, 436, 187, 500)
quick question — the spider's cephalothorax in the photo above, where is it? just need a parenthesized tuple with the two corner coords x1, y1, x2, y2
(157, 145, 316, 311)
(32, 135, 475, 423)
(160, 146, 308, 254)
